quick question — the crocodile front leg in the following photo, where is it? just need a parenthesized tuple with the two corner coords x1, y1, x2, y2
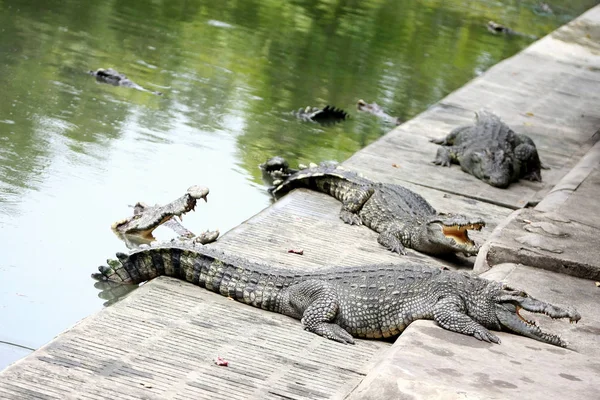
(433, 146, 459, 167)
(339, 186, 374, 226)
(514, 142, 542, 181)
(433, 297, 500, 343)
(283, 280, 355, 344)
(377, 224, 407, 255)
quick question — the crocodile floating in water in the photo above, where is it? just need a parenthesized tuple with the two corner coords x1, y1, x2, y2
(431, 110, 545, 188)
(293, 105, 349, 125)
(357, 99, 402, 126)
(112, 185, 219, 248)
(486, 21, 537, 39)
(89, 68, 163, 95)
(93, 242, 580, 347)
(261, 157, 485, 257)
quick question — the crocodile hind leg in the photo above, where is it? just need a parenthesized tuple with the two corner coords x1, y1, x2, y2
(433, 296, 500, 343)
(284, 280, 355, 344)
(339, 186, 374, 226)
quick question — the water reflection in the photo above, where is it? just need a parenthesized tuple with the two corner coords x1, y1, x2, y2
(0, 0, 597, 370)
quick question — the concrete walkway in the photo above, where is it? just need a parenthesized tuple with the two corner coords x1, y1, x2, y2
(1, 5, 600, 400)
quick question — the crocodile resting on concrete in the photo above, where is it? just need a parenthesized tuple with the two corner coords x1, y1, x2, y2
(93, 242, 581, 347)
(112, 186, 219, 247)
(293, 105, 349, 125)
(357, 99, 402, 126)
(431, 110, 544, 188)
(261, 157, 485, 257)
(89, 68, 163, 95)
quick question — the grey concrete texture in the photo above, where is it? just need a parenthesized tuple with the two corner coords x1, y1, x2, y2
(348, 264, 600, 400)
(0, 277, 390, 400)
(474, 207, 600, 280)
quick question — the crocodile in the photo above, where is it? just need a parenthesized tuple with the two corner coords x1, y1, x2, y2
(89, 68, 163, 95)
(431, 110, 544, 188)
(293, 105, 349, 125)
(357, 99, 402, 126)
(262, 157, 485, 257)
(486, 21, 537, 39)
(93, 242, 581, 347)
(112, 185, 219, 247)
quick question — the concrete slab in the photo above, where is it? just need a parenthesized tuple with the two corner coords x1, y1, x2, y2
(474, 139, 600, 279)
(537, 139, 600, 228)
(473, 208, 600, 280)
(0, 277, 390, 400)
(347, 264, 600, 400)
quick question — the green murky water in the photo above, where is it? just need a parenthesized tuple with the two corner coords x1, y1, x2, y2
(0, 0, 597, 369)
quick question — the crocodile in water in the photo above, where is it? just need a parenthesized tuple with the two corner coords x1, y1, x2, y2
(357, 99, 402, 126)
(261, 157, 485, 257)
(111, 185, 219, 248)
(486, 21, 537, 39)
(89, 68, 163, 95)
(293, 105, 349, 125)
(431, 110, 544, 188)
(93, 242, 580, 347)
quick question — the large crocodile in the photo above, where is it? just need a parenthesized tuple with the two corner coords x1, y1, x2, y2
(431, 110, 544, 188)
(89, 68, 163, 95)
(93, 242, 580, 347)
(357, 99, 402, 126)
(261, 157, 485, 257)
(112, 186, 219, 248)
(293, 105, 349, 125)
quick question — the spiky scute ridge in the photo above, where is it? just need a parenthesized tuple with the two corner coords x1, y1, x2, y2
(94, 242, 579, 347)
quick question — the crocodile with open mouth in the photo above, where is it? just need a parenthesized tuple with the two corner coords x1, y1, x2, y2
(260, 157, 486, 257)
(111, 185, 219, 248)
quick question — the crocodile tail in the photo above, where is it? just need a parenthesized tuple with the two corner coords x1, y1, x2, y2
(93, 245, 298, 311)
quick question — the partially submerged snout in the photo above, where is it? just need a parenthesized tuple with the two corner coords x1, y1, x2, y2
(495, 286, 581, 348)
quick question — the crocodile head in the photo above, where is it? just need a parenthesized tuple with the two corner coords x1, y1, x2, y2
(461, 148, 515, 188)
(259, 156, 299, 187)
(492, 285, 581, 347)
(111, 185, 209, 238)
(413, 214, 485, 256)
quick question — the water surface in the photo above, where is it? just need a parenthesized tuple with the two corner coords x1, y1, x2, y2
(0, 0, 597, 369)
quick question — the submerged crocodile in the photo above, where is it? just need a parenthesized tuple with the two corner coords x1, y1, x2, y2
(112, 186, 219, 248)
(431, 110, 544, 188)
(293, 105, 349, 125)
(93, 242, 580, 347)
(261, 157, 485, 257)
(486, 21, 537, 39)
(89, 68, 163, 95)
(357, 99, 402, 126)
